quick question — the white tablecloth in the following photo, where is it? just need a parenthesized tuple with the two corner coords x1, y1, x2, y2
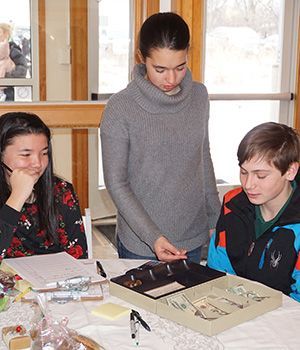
(1, 259, 300, 349)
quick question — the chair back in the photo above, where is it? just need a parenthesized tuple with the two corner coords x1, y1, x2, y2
(82, 208, 93, 259)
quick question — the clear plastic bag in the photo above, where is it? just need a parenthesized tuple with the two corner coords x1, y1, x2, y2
(30, 294, 103, 350)
(30, 316, 86, 350)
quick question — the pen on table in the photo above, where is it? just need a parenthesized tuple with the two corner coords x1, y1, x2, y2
(132, 309, 151, 332)
(130, 311, 139, 345)
(0, 161, 12, 173)
(96, 260, 107, 278)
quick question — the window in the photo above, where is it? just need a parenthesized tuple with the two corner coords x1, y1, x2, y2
(90, 0, 134, 188)
(204, 0, 299, 184)
(0, 0, 38, 101)
(89, 0, 133, 99)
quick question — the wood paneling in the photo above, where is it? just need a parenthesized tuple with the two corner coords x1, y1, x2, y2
(146, 0, 160, 18)
(38, 0, 46, 101)
(134, 0, 146, 62)
(72, 129, 88, 211)
(171, 0, 204, 82)
(70, 0, 88, 100)
(0, 102, 105, 128)
(134, 0, 160, 63)
(70, 0, 89, 212)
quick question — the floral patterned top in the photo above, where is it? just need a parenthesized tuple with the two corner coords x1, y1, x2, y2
(0, 177, 88, 261)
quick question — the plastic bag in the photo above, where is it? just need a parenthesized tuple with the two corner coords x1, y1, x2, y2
(30, 316, 86, 350)
(30, 295, 103, 350)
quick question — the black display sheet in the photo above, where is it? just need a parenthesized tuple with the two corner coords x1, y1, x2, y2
(110, 260, 225, 300)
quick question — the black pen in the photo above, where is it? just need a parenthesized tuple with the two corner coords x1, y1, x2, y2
(130, 311, 137, 339)
(96, 260, 107, 278)
(132, 310, 151, 332)
(0, 161, 12, 173)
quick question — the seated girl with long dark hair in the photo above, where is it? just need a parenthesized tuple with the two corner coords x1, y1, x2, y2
(0, 112, 87, 260)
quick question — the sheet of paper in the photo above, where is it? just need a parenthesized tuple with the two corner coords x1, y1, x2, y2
(3, 252, 105, 290)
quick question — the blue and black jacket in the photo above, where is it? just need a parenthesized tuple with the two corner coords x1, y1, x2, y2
(208, 184, 300, 302)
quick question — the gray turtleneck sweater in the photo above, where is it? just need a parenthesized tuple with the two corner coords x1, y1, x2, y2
(100, 64, 220, 257)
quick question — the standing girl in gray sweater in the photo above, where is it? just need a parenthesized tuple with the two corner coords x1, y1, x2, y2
(100, 12, 220, 263)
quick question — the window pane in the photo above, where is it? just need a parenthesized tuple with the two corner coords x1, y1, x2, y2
(205, 0, 282, 93)
(0, 85, 32, 102)
(0, 0, 31, 81)
(98, 0, 131, 93)
(209, 101, 279, 184)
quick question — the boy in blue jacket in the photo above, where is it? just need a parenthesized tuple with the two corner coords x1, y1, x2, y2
(208, 122, 300, 302)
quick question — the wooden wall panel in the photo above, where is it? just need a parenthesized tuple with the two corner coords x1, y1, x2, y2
(146, 0, 160, 18)
(38, 0, 46, 101)
(171, 0, 204, 82)
(134, 0, 145, 62)
(134, 0, 160, 63)
(0, 102, 105, 128)
(70, 0, 88, 100)
(70, 0, 89, 212)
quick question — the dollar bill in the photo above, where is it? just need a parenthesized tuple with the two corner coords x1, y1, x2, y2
(167, 293, 232, 320)
(226, 284, 270, 302)
(193, 296, 228, 319)
(207, 294, 245, 309)
(166, 293, 197, 314)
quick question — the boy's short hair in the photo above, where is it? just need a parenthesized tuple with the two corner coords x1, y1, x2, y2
(237, 122, 300, 175)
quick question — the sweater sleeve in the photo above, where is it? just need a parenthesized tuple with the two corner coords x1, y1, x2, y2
(0, 204, 21, 258)
(202, 97, 221, 230)
(100, 101, 162, 251)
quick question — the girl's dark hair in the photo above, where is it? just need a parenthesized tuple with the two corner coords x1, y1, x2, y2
(139, 12, 190, 59)
(0, 112, 58, 243)
(237, 122, 300, 175)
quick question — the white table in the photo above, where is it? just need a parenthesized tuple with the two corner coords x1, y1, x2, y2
(1, 259, 300, 350)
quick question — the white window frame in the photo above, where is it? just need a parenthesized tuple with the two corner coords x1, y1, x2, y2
(203, 0, 299, 126)
(88, 0, 134, 100)
(0, 0, 39, 101)
(203, 0, 300, 188)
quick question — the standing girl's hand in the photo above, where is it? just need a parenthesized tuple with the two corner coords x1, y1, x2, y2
(154, 236, 187, 262)
(6, 168, 40, 211)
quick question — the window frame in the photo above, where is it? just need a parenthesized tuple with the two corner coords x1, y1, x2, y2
(173, 0, 299, 128)
(88, 0, 135, 99)
(0, 0, 39, 101)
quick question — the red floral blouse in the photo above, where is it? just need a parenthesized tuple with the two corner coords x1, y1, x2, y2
(0, 178, 88, 261)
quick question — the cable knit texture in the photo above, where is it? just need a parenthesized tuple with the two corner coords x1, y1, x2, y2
(100, 64, 220, 257)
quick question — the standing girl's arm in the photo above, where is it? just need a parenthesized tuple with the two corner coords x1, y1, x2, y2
(202, 95, 221, 232)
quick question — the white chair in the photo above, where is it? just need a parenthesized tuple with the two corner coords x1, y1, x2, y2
(82, 208, 93, 259)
